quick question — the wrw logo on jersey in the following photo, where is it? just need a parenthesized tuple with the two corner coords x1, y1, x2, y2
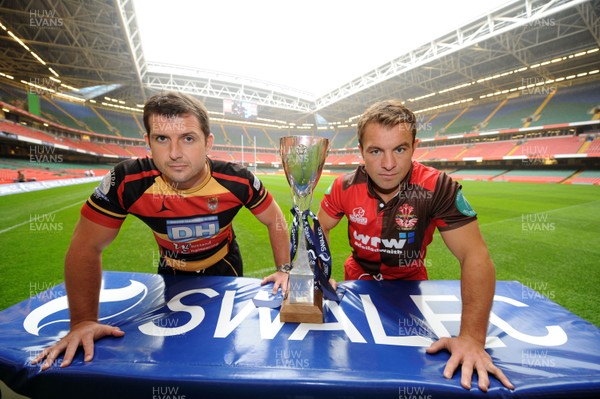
(353, 231, 407, 251)
(167, 216, 219, 242)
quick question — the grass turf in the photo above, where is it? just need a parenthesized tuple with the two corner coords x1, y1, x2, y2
(0, 175, 598, 327)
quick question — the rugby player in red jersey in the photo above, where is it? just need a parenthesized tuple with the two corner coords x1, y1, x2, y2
(318, 100, 514, 392)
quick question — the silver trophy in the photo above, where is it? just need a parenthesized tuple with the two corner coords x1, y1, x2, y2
(279, 135, 330, 323)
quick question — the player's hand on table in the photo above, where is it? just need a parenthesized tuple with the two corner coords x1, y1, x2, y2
(32, 320, 124, 370)
(261, 271, 289, 296)
(328, 278, 338, 291)
(426, 335, 514, 392)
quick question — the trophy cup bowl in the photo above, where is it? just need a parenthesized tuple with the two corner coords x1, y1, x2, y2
(279, 135, 330, 323)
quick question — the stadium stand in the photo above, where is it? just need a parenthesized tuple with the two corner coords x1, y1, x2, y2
(325, 151, 361, 166)
(564, 170, 600, 185)
(421, 110, 463, 138)
(0, 157, 111, 183)
(492, 169, 576, 183)
(39, 96, 85, 130)
(257, 152, 279, 164)
(531, 80, 600, 126)
(448, 169, 508, 181)
(221, 124, 245, 146)
(266, 128, 295, 148)
(416, 144, 466, 161)
(331, 127, 357, 149)
(484, 94, 545, 131)
(246, 126, 272, 148)
(0, 119, 129, 158)
(0, 120, 66, 147)
(583, 136, 600, 156)
(443, 102, 501, 135)
(52, 98, 113, 136)
(2, 74, 600, 186)
(101, 143, 137, 158)
(0, 85, 22, 105)
(125, 145, 149, 158)
(459, 141, 518, 160)
(415, 80, 600, 137)
(511, 135, 586, 157)
(316, 128, 336, 144)
(94, 106, 144, 139)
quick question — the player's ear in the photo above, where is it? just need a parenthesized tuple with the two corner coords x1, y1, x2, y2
(206, 132, 214, 151)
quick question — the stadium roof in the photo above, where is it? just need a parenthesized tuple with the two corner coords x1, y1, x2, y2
(133, 0, 515, 98)
(0, 0, 599, 126)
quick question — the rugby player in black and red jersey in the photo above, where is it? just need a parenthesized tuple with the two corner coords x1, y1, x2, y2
(318, 100, 514, 392)
(34, 92, 290, 370)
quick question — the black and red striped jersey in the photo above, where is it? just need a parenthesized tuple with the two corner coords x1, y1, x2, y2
(320, 161, 477, 280)
(82, 156, 273, 271)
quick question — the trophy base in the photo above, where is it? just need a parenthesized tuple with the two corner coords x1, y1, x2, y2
(280, 289, 323, 324)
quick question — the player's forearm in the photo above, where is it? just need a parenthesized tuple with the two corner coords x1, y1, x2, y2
(267, 223, 290, 267)
(315, 208, 338, 245)
(459, 256, 496, 344)
(64, 246, 103, 326)
(259, 203, 290, 268)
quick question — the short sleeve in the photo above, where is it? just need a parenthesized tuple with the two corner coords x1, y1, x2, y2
(320, 177, 345, 219)
(431, 173, 477, 231)
(240, 168, 274, 215)
(81, 168, 128, 228)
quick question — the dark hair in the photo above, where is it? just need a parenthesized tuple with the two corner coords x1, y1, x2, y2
(357, 100, 417, 146)
(143, 91, 211, 140)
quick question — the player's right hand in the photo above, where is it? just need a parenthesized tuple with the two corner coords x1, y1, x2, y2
(32, 320, 124, 370)
(329, 278, 338, 291)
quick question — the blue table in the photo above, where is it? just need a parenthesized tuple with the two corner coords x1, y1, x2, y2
(1, 272, 599, 398)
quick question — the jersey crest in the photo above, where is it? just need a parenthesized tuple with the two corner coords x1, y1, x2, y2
(395, 203, 418, 231)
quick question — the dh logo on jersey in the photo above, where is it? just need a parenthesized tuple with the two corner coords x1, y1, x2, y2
(167, 216, 219, 242)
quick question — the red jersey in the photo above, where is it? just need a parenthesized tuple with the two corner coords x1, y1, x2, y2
(320, 161, 477, 280)
(82, 157, 273, 272)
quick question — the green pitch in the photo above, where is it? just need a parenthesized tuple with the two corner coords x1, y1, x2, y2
(1, 175, 598, 327)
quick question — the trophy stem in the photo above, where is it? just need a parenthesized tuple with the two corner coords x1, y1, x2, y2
(288, 216, 315, 305)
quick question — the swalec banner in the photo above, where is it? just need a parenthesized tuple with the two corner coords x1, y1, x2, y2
(1, 272, 599, 399)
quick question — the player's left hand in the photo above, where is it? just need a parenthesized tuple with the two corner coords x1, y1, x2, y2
(426, 336, 514, 392)
(261, 271, 289, 296)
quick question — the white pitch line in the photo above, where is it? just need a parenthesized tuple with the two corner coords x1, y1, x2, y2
(0, 201, 82, 235)
(478, 198, 600, 228)
(244, 267, 278, 278)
